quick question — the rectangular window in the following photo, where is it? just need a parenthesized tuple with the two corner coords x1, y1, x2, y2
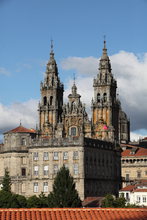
(21, 138, 26, 146)
(53, 164, 58, 174)
(34, 166, 39, 176)
(73, 151, 78, 160)
(143, 196, 146, 203)
(126, 174, 129, 181)
(73, 163, 78, 175)
(33, 152, 38, 161)
(137, 196, 141, 203)
(43, 165, 49, 176)
(53, 152, 58, 160)
(63, 152, 68, 160)
(137, 171, 141, 178)
(126, 192, 129, 200)
(34, 182, 38, 193)
(43, 152, 49, 161)
(43, 182, 48, 193)
(71, 127, 76, 136)
(21, 168, 26, 176)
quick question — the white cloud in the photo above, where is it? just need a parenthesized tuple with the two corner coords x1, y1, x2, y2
(61, 51, 147, 135)
(61, 56, 98, 75)
(0, 99, 38, 135)
(0, 67, 10, 76)
(130, 131, 145, 142)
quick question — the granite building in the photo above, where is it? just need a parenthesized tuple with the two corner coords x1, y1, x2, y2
(0, 41, 129, 200)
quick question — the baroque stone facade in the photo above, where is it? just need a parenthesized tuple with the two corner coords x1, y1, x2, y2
(0, 41, 129, 200)
(38, 40, 130, 143)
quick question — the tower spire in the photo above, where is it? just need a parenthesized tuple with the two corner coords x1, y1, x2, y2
(51, 39, 54, 53)
(72, 73, 77, 95)
(102, 35, 108, 59)
(50, 39, 54, 59)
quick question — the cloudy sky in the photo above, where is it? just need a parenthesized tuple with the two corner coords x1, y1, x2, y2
(0, 0, 147, 141)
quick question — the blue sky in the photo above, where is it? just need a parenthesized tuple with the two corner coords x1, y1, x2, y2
(0, 0, 147, 140)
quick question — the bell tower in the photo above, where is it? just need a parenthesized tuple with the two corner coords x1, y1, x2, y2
(92, 40, 120, 142)
(38, 41, 64, 137)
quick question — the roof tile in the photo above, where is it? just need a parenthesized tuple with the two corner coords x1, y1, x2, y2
(122, 147, 147, 157)
(0, 208, 147, 220)
(4, 125, 36, 134)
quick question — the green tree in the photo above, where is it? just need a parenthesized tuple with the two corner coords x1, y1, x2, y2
(39, 192, 48, 207)
(102, 194, 127, 208)
(1, 169, 11, 192)
(48, 166, 82, 208)
(113, 197, 126, 208)
(101, 194, 115, 207)
(27, 195, 41, 208)
(0, 190, 12, 208)
(14, 194, 27, 208)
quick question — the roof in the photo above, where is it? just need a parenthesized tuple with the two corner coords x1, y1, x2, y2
(121, 147, 147, 157)
(0, 208, 146, 220)
(133, 189, 147, 192)
(83, 197, 103, 207)
(120, 185, 135, 192)
(4, 125, 36, 134)
(120, 184, 147, 193)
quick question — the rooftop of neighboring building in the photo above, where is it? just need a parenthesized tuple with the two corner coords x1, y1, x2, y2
(121, 147, 147, 157)
(0, 208, 146, 220)
(120, 183, 147, 192)
(4, 124, 36, 134)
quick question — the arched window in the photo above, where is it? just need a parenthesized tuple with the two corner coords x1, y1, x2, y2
(97, 93, 100, 103)
(50, 96, 53, 105)
(71, 127, 76, 136)
(103, 93, 107, 102)
(43, 96, 47, 105)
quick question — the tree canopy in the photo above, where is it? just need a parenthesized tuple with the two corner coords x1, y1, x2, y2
(1, 169, 11, 192)
(48, 166, 82, 208)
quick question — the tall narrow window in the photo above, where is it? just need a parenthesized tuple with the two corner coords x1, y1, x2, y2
(63, 152, 68, 160)
(21, 168, 26, 176)
(34, 182, 38, 193)
(103, 93, 107, 102)
(43, 182, 48, 193)
(33, 152, 38, 161)
(34, 166, 39, 176)
(53, 164, 58, 174)
(43, 96, 47, 105)
(50, 96, 53, 105)
(53, 152, 58, 160)
(43, 165, 49, 176)
(137, 196, 140, 203)
(43, 152, 49, 161)
(126, 174, 129, 181)
(137, 171, 141, 178)
(73, 164, 78, 175)
(71, 127, 76, 136)
(73, 151, 78, 160)
(21, 138, 26, 146)
(143, 196, 146, 203)
(97, 93, 100, 103)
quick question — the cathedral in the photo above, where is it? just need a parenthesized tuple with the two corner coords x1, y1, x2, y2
(38, 40, 130, 143)
(0, 41, 130, 200)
